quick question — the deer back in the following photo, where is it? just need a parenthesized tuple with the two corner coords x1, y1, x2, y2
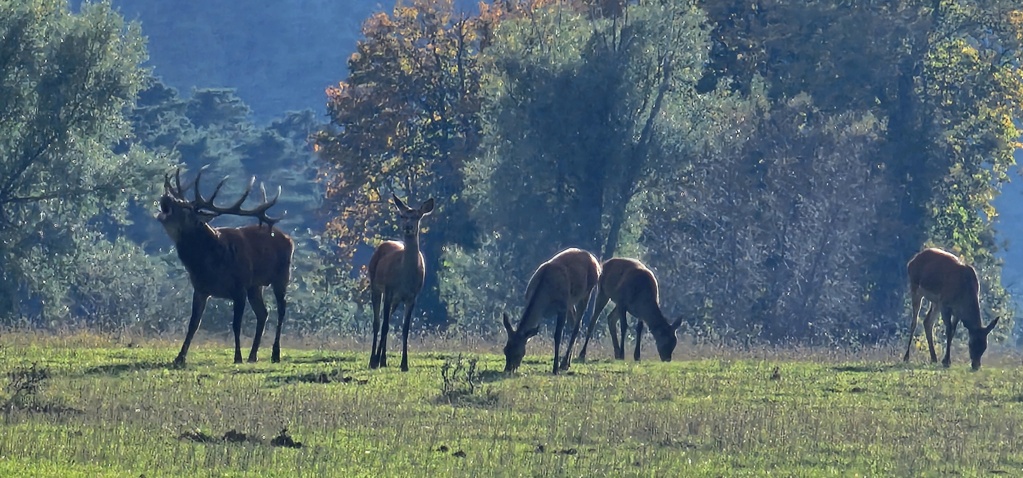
(600, 258, 665, 323)
(908, 248, 972, 300)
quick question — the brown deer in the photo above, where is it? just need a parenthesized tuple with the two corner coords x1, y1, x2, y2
(576, 258, 683, 362)
(903, 247, 999, 371)
(157, 167, 294, 367)
(502, 248, 600, 374)
(368, 194, 434, 372)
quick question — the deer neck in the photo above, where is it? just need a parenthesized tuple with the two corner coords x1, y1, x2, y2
(175, 223, 224, 269)
(400, 229, 422, 276)
(956, 300, 984, 331)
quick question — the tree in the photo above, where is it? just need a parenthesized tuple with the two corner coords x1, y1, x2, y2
(316, 0, 485, 327)
(0, 0, 162, 321)
(698, 0, 1023, 331)
(440, 0, 735, 333)
(646, 89, 893, 343)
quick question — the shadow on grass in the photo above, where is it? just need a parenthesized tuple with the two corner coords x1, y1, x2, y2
(266, 369, 368, 385)
(287, 355, 357, 365)
(830, 363, 901, 373)
(477, 369, 510, 383)
(81, 361, 170, 376)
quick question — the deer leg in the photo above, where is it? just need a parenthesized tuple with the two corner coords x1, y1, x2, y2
(941, 306, 956, 368)
(552, 310, 567, 375)
(608, 304, 624, 360)
(231, 293, 247, 364)
(560, 298, 588, 370)
(369, 289, 382, 369)
(270, 281, 287, 363)
(903, 289, 923, 362)
(618, 306, 629, 360)
(174, 291, 209, 367)
(922, 303, 938, 363)
(377, 297, 394, 368)
(399, 299, 416, 372)
(578, 292, 610, 362)
(247, 287, 269, 363)
(633, 320, 645, 362)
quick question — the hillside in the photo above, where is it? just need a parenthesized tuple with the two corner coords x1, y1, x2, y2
(82, 0, 477, 121)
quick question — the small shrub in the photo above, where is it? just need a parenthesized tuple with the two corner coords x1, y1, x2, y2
(438, 354, 497, 406)
(4, 364, 50, 411)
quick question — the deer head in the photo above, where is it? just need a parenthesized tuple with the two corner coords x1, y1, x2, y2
(503, 312, 539, 372)
(157, 166, 282, 242)
(392, 194, 434, 238)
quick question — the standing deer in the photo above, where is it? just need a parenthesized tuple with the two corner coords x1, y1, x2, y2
(903, 247, 999, 371)
(157, 167, 294, 367)
(503, 248, 600, 374)
(577, 258, 683, 362)
(368, 194, 434, 372)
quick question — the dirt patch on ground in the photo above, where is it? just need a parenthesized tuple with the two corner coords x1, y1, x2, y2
(270, 428, 303, 448)
(177, 428, 301, 448)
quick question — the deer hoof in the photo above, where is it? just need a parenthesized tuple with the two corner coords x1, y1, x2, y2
(247, 356, 258, 363)
(171, 357, 187, 369)
(271, 355, 281, 364)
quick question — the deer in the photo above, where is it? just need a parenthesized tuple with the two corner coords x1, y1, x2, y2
(502, 247, 600, 374)
(368, 194, 435, 372)
(903, 247, 999, 371)
(576, 258, 683, 363)
(157, 166, 294, 367)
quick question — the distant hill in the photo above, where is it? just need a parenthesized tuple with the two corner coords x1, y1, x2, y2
(74, 0, 477, 121)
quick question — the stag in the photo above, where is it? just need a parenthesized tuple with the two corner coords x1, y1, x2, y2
(157, 167, 294, 367)
(903, 248, 998, 371)
(368, 194, 435, 372)
(503, 248, 600, 374)
(576, 258, 683, 362)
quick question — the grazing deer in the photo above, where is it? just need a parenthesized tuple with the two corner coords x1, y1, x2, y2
(502, 248, 600, 374)
(157, 167, 294, 367)
(903, 248, 999, 371)
(368, 194, 435, 372)
(577, 258, 683, 362)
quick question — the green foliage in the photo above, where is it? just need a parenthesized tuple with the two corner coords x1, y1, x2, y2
(0, 0, 164, 323)
(649, 92, 895, 343)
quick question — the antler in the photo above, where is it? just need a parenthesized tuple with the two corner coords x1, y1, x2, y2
(167, 166, 285, 227)
(163, 167, 193, 200)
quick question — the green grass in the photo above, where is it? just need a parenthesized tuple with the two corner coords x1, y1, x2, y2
(2, 333, 1023, 477)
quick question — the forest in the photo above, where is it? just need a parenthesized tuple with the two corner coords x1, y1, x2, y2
(1, 0, 1022, 349)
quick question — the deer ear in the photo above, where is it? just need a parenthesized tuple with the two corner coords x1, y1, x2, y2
(502, 312, 514, 335)
(392, 193, 409, 212)
(986, 317, 1000, 334)
(197, 211, 217, 223)
(671, 317, 683, 331)
(525, 328, 539, 339)
(420, 198, 435, 215)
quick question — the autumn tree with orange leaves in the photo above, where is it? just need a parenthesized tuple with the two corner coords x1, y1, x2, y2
(315, 0, 485, 324)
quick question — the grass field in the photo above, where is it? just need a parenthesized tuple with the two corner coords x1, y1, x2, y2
(1, 332, 1023, 477)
